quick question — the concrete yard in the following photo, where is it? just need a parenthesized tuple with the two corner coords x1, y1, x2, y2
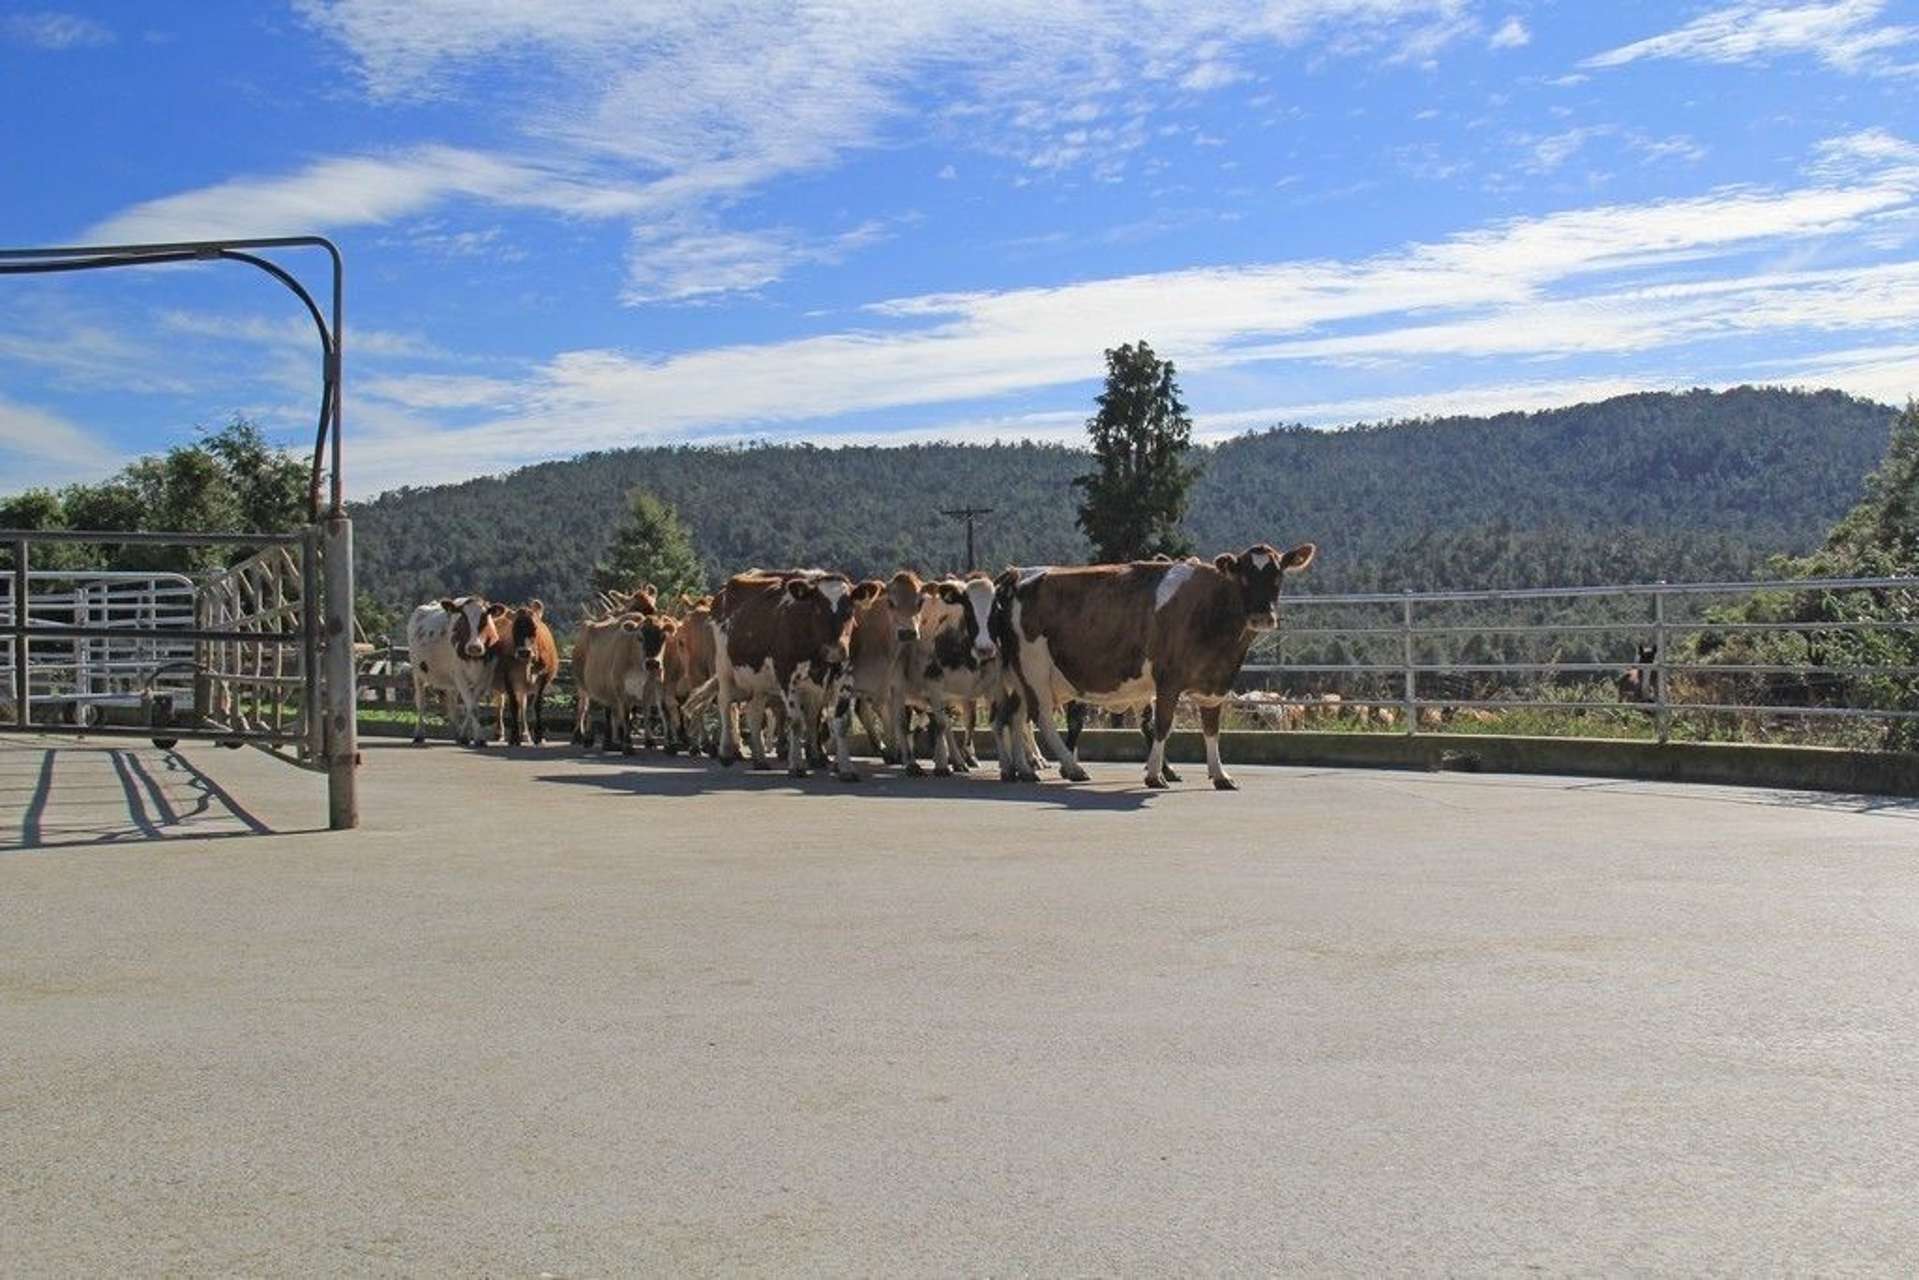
(2, 732, 1915, 1274)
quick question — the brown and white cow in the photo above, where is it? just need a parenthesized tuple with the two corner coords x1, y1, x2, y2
(893, 575, 1002, 777)
(710, 569, 877, 778)
(407, 596, 507, 746)
(996, 544, 1316, 789)
(489, 600, 559, 746)
(572, 611, 672, 754)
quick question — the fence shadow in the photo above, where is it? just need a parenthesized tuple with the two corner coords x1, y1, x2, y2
(1, 739, 287, 851)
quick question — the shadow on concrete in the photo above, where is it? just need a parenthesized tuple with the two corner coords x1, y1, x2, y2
(2, 741, 290, 851)
(1376, 768, 1919, 819)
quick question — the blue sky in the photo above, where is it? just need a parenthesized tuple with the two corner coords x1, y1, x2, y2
(3, 0, 1917, 497)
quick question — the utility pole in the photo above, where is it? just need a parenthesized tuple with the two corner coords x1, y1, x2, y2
(940, 506, 994, 572)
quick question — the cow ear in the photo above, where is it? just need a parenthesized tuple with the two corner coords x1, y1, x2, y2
(851, 579, 883, 602)
(486, 601, 508, 617)
(528, 599, 545, 618)
(1214, 553, 1238, 574)
(1280, 543, 1317, 572)
(640, 583, 658, 598)
(919, 580, 943, 597)
(785, 579, 812, 600)
(439, 597, 458, 612)
(621, 618, 644, 632)
(938, 582, 964, 604)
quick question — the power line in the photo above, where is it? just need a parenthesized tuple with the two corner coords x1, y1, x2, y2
(940, 506, 995, 572)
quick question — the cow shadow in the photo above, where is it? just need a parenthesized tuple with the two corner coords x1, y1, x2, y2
(503, 745, 1159, 811)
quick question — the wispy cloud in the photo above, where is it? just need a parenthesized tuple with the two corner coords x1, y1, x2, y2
(331, 131, 1919, 489)
(0, 394, 120, 491)
(1585, 1, 1919, 76)
(1488, 15, 1530, 49)
(623, 221, 891, 304)
(3, 10, 112, 50)
(83, 0, 1471, 301)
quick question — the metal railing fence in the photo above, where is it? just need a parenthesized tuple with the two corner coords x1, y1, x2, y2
(1241, 575, 1919, 741)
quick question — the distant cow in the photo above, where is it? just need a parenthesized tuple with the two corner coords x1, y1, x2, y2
(997, 544, 1316, 789)
(1617, 644, 1658, 704)
(572, 611, 671, 754)
(407, 596, 507, 746)
(710, 569, 876, 778)
(489, 600, 559, 746)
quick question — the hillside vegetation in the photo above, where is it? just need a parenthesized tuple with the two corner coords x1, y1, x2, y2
(352, 386, 1901, 621)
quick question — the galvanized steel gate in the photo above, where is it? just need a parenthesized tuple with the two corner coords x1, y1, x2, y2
(0, 238, 359, 828)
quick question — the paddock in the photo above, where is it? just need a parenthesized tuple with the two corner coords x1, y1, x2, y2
(2, 733, 1914, 1273)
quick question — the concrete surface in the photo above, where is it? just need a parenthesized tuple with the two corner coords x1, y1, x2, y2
(2, 733, 1915, 1275)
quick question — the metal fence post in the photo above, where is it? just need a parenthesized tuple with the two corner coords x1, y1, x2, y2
(1653, 582, 1670, 745)
(12, 539, 27, 729)
(1402, 590, 1417, 734)
(321, 514, 358, 829)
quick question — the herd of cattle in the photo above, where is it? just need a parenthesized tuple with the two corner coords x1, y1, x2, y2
(405, 542, 1317, 790)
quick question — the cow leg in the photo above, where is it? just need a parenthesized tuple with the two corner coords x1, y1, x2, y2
(1201, 702, 1234, 790)
(856, 696, 891, 764)
(1143, 688, 1179, 788)
(830, 686, 862, 782)
(410, 667, 430, 745)
(1063, 700, 1087, 752)
(746, 693, 773, 770)
(958, 700, 981, 769)
(1026, 683, 1088, 782)
(783, 680, 810, 778)
(930, 703, 955, 777)
(531, 677, 547, 745)
(465, 686, 487, 748)
(1144, 717, 1182, 783)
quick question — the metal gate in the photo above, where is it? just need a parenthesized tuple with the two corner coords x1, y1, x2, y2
(1, 237, 358, 827)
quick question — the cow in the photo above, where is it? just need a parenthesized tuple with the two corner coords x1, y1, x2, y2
(996, 544, 1316, 789)
(710, 569, 877, 778)
(828, 571, 932, 771)
(1617, 644, 1659, 704)
(891, 575, 1002, 777)
(406, 596, 507, 746)
(489, 600, 559, 745)
(661, 594, 719, 754)
(572, 611, 672, 754)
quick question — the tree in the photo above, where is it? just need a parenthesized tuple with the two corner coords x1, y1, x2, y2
(1072, 340, 1201, 561)
(592, 489, 706, 601)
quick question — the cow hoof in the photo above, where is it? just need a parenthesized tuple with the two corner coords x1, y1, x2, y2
(411, 735, 426, 746)
(789, 767, 810, 779)
(473, 739, 488, 750)
(717, 755, 736, 768)
(1213, 776, 1239, 791)
(933, 765, 952, 778)
(1061, 766, 1091, 783)
(622, 745, 638, 757)
(751, 759, 774, 772)
(1164, 765, 1183, 784)
(904, 763, 926, 778)
(837, 770, 861, 784)
(1144, 774, 1169, 789)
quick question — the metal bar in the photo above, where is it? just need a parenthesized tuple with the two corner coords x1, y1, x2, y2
(302, 530, 322, 762)
(1653, 585, 1670, 744)
(9, 623, 307, 645)
(1239, 660, 1919, 677)
(1277, 576, 1919, 607)
(11, 539, 25, 729)
(19, 723, 300, 742)
(1402, 592, 1416, 736)
(0, 528, 305, 547)
(322, 515, 358, 829)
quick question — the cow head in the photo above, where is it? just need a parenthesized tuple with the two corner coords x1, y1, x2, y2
(884, 571, 926, 642)
(783, 573, 865, 665)
(500, 599, 545, 661)
(440, 596, 507, 659)
(609, 584, 659, 617)
(927, 575, 999, 661)
(624, 613, 677, 677)
(1214, 543, 1316, 631)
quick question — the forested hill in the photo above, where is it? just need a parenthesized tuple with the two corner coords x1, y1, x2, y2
(353, 386, 1902, 621)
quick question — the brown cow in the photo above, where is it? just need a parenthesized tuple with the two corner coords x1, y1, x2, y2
(893, 575, 1002, 777)
(710, 569, 878, 777)
(572, 611, 671, 754)
(828, 570, 932, 770)
(489, 601, 559, 746)
(661, 594, 719, 754)
(997, 544, 1316, 789)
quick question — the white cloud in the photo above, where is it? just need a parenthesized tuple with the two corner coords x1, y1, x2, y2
(1585, 1, 1919, 76)
(1488, 16, 1530, 49)
(623, 221, 890, 304)
(3, 10, 112, 49)
(331, 134, 1919, 490)
(0, 394, 121, 493)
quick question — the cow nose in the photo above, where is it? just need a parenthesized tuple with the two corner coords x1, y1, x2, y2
(515, 646, 531, 660)
(896, 626, 917, 642)
(645, 658, 663, 675)
(464, 643, 484, 658)
(823, 643, 847, 665)
(974, 641, 998, 659)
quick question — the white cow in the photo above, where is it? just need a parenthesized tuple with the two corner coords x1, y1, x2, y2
(406, 596, 506, 746)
